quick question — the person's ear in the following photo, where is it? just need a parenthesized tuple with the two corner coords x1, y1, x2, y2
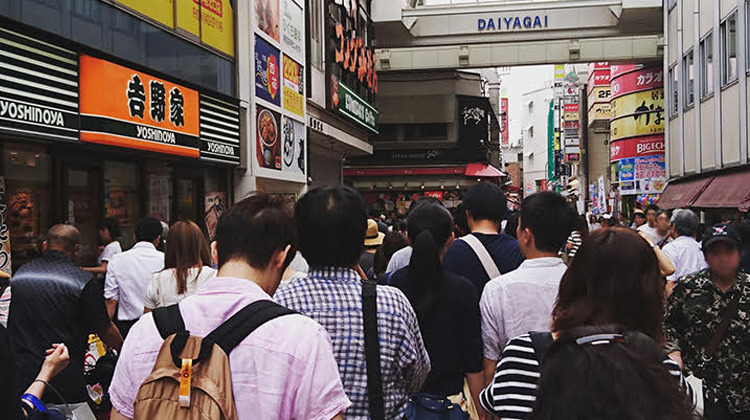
(444, 232, 455, 253)
(154, 235, 162, 247)
(42, 241, 49, 252)
(211, 241, 219, 266)
(274, 245, 291, 271)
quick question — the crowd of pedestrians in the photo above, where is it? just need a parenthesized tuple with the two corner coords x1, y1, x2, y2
(0, 181, 749, 419)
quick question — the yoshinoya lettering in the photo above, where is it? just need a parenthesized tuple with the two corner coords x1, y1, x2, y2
(478, 15, 548, 31)
(206, 141, 236, 156)
(0, 100, 65, 127)
(136, 125, 176, 144)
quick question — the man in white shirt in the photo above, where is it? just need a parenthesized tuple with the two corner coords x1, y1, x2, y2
(662, 209, 707, 288)
(105, 217, 165, 338)
(637, 205, 665, 244)
(480, 191, 576, 384)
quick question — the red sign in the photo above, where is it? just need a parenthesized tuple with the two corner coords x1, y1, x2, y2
(611, 67, 663, 99)
(563, 104, 579, 112)
(588, 69, 611, 86)
(540, 179, 549, 191)
(500, 97, 509, 145)
(424, 191, 444, 201)
(609, 135, 665, 162)
(610, 64, 641, 79)
(589, 62, 610, 70)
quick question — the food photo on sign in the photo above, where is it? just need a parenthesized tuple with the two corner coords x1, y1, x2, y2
(255, 37, 281, 107)
(255, 0, 280, 41)
(257, 106, 282, 170)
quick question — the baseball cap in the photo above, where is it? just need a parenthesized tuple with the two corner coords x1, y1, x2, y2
(702, 223, 741, 251)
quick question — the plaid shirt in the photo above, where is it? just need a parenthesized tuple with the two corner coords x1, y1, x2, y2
(275, 267, 430, 419)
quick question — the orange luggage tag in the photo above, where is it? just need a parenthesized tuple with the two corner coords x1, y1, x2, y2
(179, 358, 192, 408)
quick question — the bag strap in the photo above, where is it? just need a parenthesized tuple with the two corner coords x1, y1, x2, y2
(362, 280, 385, 420)
(153, 304, 186, 340)
(702, 274, 747, 362)
(529, 332, 554, 365)
(460, 235, 501, 279)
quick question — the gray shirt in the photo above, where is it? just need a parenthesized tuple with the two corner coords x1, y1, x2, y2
(386, 246, 413, 274)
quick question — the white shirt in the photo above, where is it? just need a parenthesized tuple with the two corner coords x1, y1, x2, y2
(662, 235, 708, 282)
(97, 240, 122, 265)
(386, 246, 413, 274)
(480, 257, 568, 361)
(104, 242, 164, 321)
(638, 224, 664, 245)
(143, 266, 217, 309)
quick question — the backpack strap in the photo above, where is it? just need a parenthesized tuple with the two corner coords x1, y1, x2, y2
(459, 234, 502, 279)
(152, 304, 186, 340)
(362, 280, 385, 420)
(529, 332, 554, 365)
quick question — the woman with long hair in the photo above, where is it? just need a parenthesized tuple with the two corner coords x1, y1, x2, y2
(480, 228, 694, 419)
(83, 217, 122, 276)
(389, 203, 483, 417)
(143, 221, 215, 312)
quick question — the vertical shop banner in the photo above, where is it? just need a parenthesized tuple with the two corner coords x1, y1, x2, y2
(281, 0, 304, 56)
(255, 0, 280, 42)
(0, 27, 79, 142)
(256, 105, 282, 170)
(281, 116, 306, 176)
(282, 55, 304, 117)
(500, 98, 509, 145)
(149, 174, 171, 221)
(255, 37, 281, 107)
(0, 178, 11, 276)
(79, 55, 200, 157)
(200, 94, 241, 165)
(204, 192, 226, 240)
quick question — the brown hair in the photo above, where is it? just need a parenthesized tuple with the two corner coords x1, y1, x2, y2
(164, 220, 212, 294)
(551, 228, 665, 344)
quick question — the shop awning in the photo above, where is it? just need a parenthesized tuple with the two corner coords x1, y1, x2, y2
(691, 171, 750, 211)
(657, 177, 714, 209)
(465, 163, 505, 178)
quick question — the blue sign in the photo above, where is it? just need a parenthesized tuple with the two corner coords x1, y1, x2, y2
(478, 15, 548, 32)
(255, 37, 281, 107)
(618, 158, 635, 182)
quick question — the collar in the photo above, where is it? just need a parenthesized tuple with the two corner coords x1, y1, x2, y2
(518, 257, 565, 269)
(308, 267, 362, 284)
(195, 276, 271, 299)
(673, 235, 698, 244)
(132, 242, 157, 251)
(42, 250, 72, 261)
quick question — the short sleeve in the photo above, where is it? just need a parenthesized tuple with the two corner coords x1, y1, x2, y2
(100, 242, 122, 263)
(143, 275, 160, 310)
(292, 325, 352, 420)
(104, 259, 119, 301)
(480, 284, 505, 361)
(80, 279, 111, 331)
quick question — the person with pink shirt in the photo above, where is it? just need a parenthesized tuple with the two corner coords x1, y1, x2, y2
(109, 193, 351, 420)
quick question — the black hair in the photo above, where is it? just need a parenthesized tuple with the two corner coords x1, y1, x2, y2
(504, 212, 520, 239)
(369, 209, 382, 219)
(408, 196, 443, 213)
(451, 202, 470, 237)
(215, 193, 296, 269)
(645, 204, 660, 214)
(372, 232, 409, 279)
(406, 203, 454, 322)
(135, 217, 163, 243)
(532, 325, 694, 420)
(574, 215, 589, 239)
(463, 182, 507, 223)
(296, 186, 366, 268)
(519, 192, 576, 253)
(103, 217, 122, 240)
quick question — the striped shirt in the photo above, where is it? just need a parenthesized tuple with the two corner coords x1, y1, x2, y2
(479, 333, 694, 419)
(566, 231, 583, 259)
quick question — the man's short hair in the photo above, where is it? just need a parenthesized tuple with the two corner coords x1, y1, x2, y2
(463, 182, 507, 223)
(135, 217, 163, 243)
(296, 186, 365, 268)
(215, 193, 296, 269)
(520, 192, 576, 253)
(46, 224, 80, 253)
(645, 204, 660, 215)
(670, 209, 700, 237)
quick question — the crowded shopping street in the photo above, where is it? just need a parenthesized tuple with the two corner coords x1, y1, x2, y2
(2, 0, 750, 419)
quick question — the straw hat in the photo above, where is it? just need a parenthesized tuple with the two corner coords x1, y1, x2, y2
(364, 219, 385, 247)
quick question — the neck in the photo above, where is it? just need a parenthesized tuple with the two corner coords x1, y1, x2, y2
(471, 219, 499, 235)
(711, 271, 738, 292)
(217, 260, 279, 296)
(649, 221, 656, 228)
(524, 249, 559, 260)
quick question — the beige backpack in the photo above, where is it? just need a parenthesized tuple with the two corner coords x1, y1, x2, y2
(133, 300, 295, 420)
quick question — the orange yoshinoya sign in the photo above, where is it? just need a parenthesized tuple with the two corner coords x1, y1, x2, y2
(79, 55, 200, 158)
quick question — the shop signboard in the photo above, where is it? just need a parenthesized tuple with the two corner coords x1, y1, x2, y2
(618, 155, 666, 195)
(588, 69, 611, 87)
(199, 94, 240, 165)
(588, 62, 610, 71)
(587, 86, 611, 107)
(563, 103, 579, 120)
(0, 177, 11, 276)
(281, 116, 306, 176)
(281, 0, 304, 56)
(610, 110, 664, 141)
(611, 67, 663, 99)
(610, 64, 642, 79)
(282, 55, 304, 118)
(79, 55, 200, 158)
(611, 88, 664, 119)
(609, 135, 665, 161)
(204, 191, 227, 241)
(255, 37, 281, 107)
(111, 0, 235, 56)
(588, 103, 612, 122)
(0, 27, 79, 143)
(330, 80, 379, 134)
(500, 97, 509, 145)
(255, 0, 280, 42)
(256, 105, 282, 170)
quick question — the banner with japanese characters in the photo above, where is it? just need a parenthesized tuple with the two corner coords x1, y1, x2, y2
(282, 55, 304, 117)
(611, 67, 664, 99)
(79, 55, 200, 158)
(282, 0, 304, 57)
(0, 177, 11, 276)
(255, 37, 281, 107)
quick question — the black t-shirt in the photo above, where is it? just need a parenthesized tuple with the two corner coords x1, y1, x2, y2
(390, 268, 483, 397)
(359, 251, 375, 276)
(8, 251, 110, 404)
(442, 233, 524, 295)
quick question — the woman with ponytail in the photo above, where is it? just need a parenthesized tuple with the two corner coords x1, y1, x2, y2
(390, 203, 484, 418)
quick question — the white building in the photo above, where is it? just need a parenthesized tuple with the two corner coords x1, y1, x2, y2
(521, 80, 554, 194)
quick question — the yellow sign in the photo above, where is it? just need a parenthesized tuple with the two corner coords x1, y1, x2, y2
(554, 65, 565, 80)
(554, 131, 561, 151)
(588, 103, 612, 122)
(282, 55, 304, 117)
(587, 86, 611, 108)
(610, 112, 665, 141)
(110, 0, 234, 57)
(611, 88, 665, 119)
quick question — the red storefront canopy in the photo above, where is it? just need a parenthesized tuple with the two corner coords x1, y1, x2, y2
(657, 177, 714, 209)
(464, 163, 505, 178)
(691, 171, 750, 211)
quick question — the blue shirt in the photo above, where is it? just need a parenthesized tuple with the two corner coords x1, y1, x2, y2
(442, 232, 524, 295)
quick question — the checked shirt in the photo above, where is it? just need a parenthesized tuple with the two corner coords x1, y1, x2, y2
(275, 267, 431, 419)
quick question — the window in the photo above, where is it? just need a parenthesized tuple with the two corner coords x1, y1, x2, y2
(309, 0, 322, 70)
(721, 12, 738, 86)
(669, 65, 678, 117)
(701, 34, 714, 97)
(683, 50, 695, 107)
